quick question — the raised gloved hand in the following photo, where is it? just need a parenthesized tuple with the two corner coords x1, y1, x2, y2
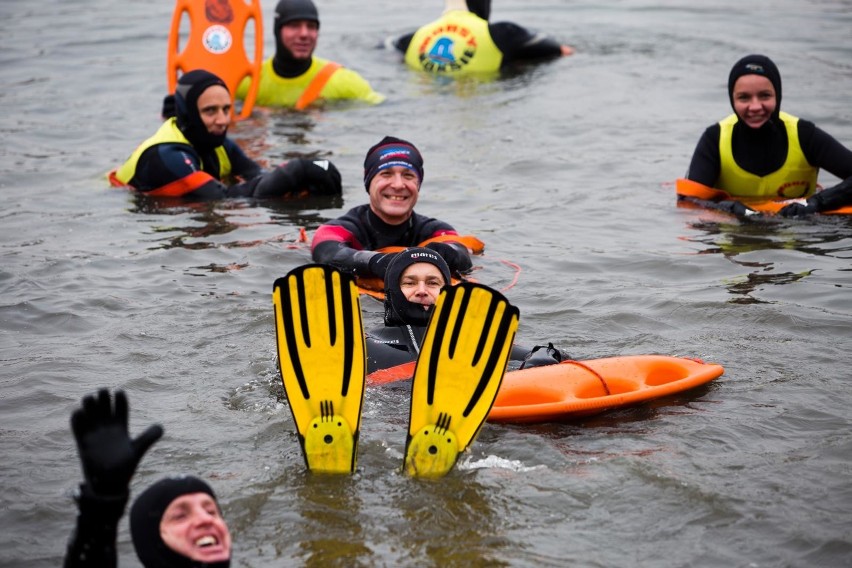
(161, 94, 176, 119)
(778, 199, 818, 218)
(425, 241, 473, 274)
(717, 200, 759, 218)
(368, 252, 396, 279)
(71, 389, 163, 497)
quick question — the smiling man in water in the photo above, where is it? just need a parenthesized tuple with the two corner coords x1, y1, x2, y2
(310, 136, 473, 280)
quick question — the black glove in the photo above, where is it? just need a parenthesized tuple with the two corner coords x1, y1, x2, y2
(161, 94, 176, 119)
(272, 158, 343, 195)
(299, 159, 342, 195)
(71, 389, 163, 497)
(778, 199, 818, 218)
(368, 252, 396, 279)
(717, 200, 759, 218)
(425, 241, 473, 274)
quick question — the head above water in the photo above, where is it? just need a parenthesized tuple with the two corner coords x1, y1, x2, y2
(384, 247, 451, 327)
(727, 54, 782, 120)
(274, 0, 319, 61)
(174, 69, 230, 152)
(130, 475, 231, 568)
(363, 136, 425, 191)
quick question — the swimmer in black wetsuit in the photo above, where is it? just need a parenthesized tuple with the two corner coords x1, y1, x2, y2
(111, 69, 341, 200)
(311, 136, 473, 280)
(388, 0, 573, 75)
(64, 389, 232, 568)
(683, 54, 852, 217)
(365, 247, 566, 374)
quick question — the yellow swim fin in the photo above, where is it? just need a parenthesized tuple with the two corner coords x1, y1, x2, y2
(404, 282, 519, 478)
(273, 264, 366, 474)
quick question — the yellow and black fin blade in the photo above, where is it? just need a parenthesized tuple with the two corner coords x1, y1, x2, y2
(404, 282, 519, 478)
(272, 264, 366, 474)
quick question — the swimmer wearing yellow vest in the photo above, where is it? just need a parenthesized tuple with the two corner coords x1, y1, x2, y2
(110, 70, 341, 200)
(388, 0, 573, 75)
(683, 54, 852, 217)
(235, 0, 384, 109)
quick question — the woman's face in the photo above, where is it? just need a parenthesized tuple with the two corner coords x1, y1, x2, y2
(732, 74, 777, 129)
(399, 263, 445, 308)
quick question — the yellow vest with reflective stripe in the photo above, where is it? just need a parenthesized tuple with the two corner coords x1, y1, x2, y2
(237, 57, 384, 107)
(717, 112, 818, 199)
(404, 10, 502, 74)
(113, 118, 231, 185)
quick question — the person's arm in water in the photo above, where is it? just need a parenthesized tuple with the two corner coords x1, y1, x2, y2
(64, 390, 162, 568)
(490, 22, 573, 61)
(779, 123, 852, 216)
(311, 213, 473, 279)
(131, 143, 341, 200)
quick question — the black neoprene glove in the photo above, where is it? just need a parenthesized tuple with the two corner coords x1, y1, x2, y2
(254, 159, 342, 198)
(368, 252, 396, 279)
(425, 241, 473, 274)
(71, 389, 163, 497)
(717, 200, 759, 218)
(778, 199, 818, 218)
(298, 159, 342, 195)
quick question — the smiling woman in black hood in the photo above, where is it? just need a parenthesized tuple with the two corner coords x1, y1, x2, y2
(683, 54, 852, 217)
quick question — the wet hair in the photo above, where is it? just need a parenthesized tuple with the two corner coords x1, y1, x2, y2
(174, 69, 229, 153)
(363, 136, 425, 192)
(383, 247, 451, 327)
(727, 54, 782, 119)
(130, 475, 229, 568)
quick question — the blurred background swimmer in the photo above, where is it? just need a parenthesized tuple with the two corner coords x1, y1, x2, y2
(387, 0, 573, 75)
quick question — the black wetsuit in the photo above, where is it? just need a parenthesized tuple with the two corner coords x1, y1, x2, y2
(365, 324, 565, 375)
(311, 204, 467, 278)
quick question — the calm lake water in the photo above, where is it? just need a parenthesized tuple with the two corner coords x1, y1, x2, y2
(2, 0, 851, 566)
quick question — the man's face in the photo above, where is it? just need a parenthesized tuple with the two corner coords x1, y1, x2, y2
(368, 166, 420, 225)
(280, 20, 318, 60)
(399, 262, 445, 307)
(196, 85, 231, 135)
(160, 492, 231, 563)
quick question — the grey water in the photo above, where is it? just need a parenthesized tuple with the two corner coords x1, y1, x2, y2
(2, 0, 851, 566)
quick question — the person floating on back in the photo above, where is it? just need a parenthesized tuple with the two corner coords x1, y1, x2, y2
(110, 69, 341, 200)
(681, 54, 852, 217)
(364, 247, 568, 374)
(235, 0, 385, 109)
(388, 0, 574, 75)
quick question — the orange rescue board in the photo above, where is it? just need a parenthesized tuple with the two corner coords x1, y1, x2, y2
(367, 355, 724, 423)
(168, 0, 263, 121)
(675, 178, 852, 215)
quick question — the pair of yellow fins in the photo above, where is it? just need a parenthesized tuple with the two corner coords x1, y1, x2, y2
(272, 264, 519, 478)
